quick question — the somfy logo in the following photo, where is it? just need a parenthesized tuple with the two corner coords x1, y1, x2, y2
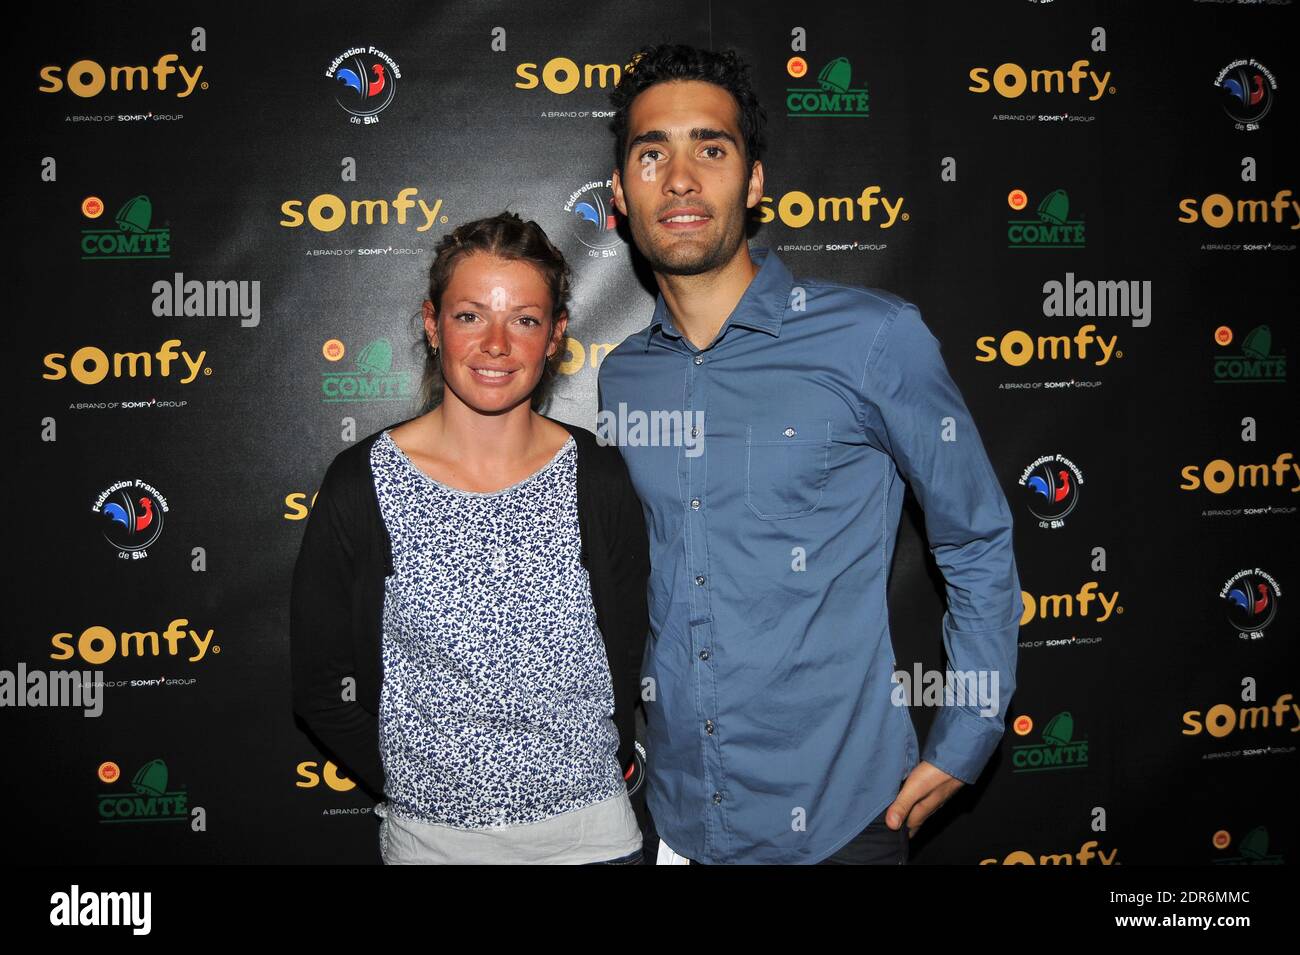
(1177, 190, 1299, 230)
(43, 339, 209, 385)
(514, 55, 626, 94)
(49, 619, 218, 665)
(968, 59, 1113, 101)
(39, 53, 204, 98)
(757, 186, 906, 229)
(279, 187, 445, 232)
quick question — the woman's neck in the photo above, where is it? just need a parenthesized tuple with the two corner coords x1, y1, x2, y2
(424, 396, 560, 472)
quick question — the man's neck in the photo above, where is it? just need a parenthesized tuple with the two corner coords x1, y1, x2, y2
(655, 243, 760, 351)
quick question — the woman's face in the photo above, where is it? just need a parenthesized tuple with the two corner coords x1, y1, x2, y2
(424, 251, 568, 416)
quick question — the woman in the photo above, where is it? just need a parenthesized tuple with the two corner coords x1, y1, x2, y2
(290, 211, 650, 864)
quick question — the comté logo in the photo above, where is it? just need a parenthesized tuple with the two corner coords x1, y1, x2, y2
(1212, 826, 1284, 864)
(98, 761, 120, 784)
(1011, 711, 1088, 772)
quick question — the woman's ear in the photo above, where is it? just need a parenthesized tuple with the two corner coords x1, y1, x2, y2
(422, 300, 438, 348)
(548, 310, 570, 357)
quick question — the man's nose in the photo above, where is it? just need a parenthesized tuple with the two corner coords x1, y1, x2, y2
(663, 155, 701, 196)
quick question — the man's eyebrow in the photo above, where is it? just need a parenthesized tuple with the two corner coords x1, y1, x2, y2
(628, 127, 740, 152)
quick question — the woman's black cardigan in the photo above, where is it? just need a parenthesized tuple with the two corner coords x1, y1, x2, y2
(289, 415, 651, 820)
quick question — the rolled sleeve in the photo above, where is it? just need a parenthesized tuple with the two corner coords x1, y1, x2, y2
(862, 303, 1022, 784)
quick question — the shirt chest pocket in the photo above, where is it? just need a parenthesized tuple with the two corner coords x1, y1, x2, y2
(744, 418, 831, 520)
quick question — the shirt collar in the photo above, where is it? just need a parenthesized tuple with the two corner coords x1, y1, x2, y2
(641, 244, 791, 351)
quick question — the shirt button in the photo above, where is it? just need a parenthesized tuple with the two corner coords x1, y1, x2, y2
(694, 355, 704, 365)
(783, 427, 796, 437)
(712, 791, 723, 804)
(690, 498, 701, 509)
(699, 649, 710, 661)
(705, 719, 715, 735)
(694, 575, 705, 586)
(690, 426, 698, 437)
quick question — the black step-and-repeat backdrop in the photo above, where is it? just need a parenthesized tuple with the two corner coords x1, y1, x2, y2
(7, 1, 1296, 864)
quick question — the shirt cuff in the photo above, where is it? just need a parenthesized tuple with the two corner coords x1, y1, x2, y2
(918, 690, 1009, 785)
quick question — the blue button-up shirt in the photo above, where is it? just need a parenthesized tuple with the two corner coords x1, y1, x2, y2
(597, 244, 1022, 864)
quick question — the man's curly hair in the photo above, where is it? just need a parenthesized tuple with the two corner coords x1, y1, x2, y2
(609, 44, 767, 179)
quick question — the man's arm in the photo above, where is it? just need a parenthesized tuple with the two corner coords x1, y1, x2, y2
(289, 456, 385, 797)
(861, 302, 1023, 785)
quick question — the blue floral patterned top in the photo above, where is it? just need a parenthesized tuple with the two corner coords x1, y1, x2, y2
(370, 429, 626, 829)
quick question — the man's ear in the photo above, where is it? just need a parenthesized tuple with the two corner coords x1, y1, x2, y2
(746, 159, 765, 210)
(611, 168, 626, 216)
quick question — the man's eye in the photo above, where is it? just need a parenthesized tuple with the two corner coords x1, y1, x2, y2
(703, 145, 725, 159)
(640, 149, 662, 163)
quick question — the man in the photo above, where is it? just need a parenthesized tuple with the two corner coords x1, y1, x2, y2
(596, 44, 1023, 864)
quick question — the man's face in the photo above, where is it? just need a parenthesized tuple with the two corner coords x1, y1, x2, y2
(612, 79, 763, 276)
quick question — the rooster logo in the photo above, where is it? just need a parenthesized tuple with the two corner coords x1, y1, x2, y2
(565, 182, 624, 251)
(95, 482, 167, 554)
(329, 49, 399, 118)
(1027, 469, 1072, 504)
(1222, 72, 1265, 107)
(103, 496, 155, 533)
(1223, 570, 1280, 634)
(1218, 61, 1274, 127)
(1020, 455, 1082, 522)
(337, 62, 387, 100)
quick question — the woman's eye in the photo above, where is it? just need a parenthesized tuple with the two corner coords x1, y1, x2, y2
(517, 316, 541, 326)
(455, 312, 478, 322)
